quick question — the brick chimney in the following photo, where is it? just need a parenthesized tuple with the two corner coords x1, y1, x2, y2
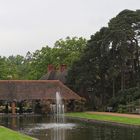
(60, 64, 67, 72)
(48, 65, 54, 72)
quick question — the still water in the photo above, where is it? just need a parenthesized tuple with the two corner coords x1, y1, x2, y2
(0, 116, 140, 140)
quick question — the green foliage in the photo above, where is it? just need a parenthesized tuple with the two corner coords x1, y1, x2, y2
(117, 105, 127, 113)
(109, 87, 140, 112)
(67, 9, 140, 110)
(0, 57, 8, 79)
(0, 54, 32, 80)
(29, 37, 86, 79)
(54, 37, 86, 65)
(0, 37, 86, 80)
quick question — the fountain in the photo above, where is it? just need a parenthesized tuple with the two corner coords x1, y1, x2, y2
(26, 92, 76, 140)
(51, 91, 65, 140)
(56, 92, 65, 123)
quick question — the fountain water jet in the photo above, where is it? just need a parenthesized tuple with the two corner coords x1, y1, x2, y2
(56, 92, 65, 123)
(27, 92, 76, 140)
(50, 92, 65, 122)
(51, 92, 65, 140)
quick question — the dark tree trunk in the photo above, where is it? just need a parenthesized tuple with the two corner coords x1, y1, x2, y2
(112, 78, 115, 97)
(121, 70, 124, 91)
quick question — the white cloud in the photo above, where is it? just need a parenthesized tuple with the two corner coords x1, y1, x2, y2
(0, 0, 139, 56)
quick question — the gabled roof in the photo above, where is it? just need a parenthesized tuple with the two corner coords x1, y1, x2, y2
(0, 80, 81, 101)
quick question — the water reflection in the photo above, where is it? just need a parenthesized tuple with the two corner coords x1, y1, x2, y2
(51, 125, 65, 140)
(28, 122, 76, 140)
(0, 116, 140, 140)
(11, 117, 17, 129)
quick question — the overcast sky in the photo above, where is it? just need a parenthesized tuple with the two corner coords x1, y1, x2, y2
(0, 0, 139, 56)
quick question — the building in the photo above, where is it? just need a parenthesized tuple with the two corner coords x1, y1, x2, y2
(0, 80, 83, 114)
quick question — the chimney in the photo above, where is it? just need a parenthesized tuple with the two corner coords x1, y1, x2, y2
(48, 65, 54, 72)
(60, 64, 67, 72)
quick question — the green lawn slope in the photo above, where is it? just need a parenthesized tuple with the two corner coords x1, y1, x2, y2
(0, 126, 36, 140)
(67, 112, 140, 126)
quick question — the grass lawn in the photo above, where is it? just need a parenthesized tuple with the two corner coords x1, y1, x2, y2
(0, 126, 35, 140)
(67, 112, 140, 126)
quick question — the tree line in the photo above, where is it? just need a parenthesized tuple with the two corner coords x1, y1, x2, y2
(0, 37, 86, 80)
(67, 9, 140, 110)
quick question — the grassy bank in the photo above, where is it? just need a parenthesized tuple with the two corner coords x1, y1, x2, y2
(0, 126, 35, 140)
(67, 112, 140, 126)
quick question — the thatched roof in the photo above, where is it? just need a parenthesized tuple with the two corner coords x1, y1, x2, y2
(0, 80, 81, 101)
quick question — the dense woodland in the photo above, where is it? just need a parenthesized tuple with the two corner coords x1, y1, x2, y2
(67, 9, 140, 112)
(0, 9, 140, 112)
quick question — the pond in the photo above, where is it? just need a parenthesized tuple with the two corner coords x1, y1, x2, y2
(0, 115, 140, 140)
